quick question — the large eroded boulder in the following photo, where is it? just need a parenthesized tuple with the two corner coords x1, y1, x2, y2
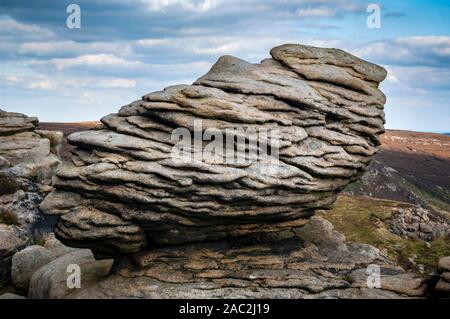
(41, 44, 387, 257)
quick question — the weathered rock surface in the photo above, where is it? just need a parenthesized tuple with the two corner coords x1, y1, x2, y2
(43, 234, 79, 259)
(28, 249, 113, 299)
(0, 224, 29, 285)
(0, 188, 56, 241)
(7, 236, 81, 293)
(0, 109, 62, 285)
(40, 217, 425, 299)
(436, 256, 450, 296)
(41, 44, 387, 257)
(389, 206, 449, 241)
(11, 245, 53, 290)
(0, 110, 62, 183)
(438, 256, 450, 272)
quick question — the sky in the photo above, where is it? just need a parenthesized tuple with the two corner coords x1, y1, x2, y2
(0, 0, 449, 132)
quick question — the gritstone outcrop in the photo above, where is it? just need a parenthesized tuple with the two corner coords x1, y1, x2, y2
(41, 44, 388, 257)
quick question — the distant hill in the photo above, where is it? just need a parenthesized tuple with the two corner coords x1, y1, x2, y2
(39, 122, 100, 161)
(39, 122, 450, 215)
(345, 130, 450, 216)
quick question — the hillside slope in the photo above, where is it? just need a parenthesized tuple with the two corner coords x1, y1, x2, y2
(345, 130, 450, 215)
(318, 195, 450, 273)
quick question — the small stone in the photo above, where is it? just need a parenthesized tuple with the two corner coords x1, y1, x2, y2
(28, 250, 113, 299)
(11, 245, 53, 290)
(442, 272, 450, 282)
(38, 185, 54, 194)
(419, 223, 432, 233)
(0, 292, 26, 299)
(435, 279, 450, 295)
(418, 264, 425, 273)
(438, 256, 450, 273)
(408, 258, 416, 265)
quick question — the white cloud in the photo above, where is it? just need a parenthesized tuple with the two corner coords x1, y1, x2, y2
(96, 78, 137, 88)
(42, 54, 144, 71)
(143, 0, 218, 12)
(5, 76, 23, 84)
(298, 7, 336, 18)
(27, 80, 54, 90)
(0, 4, 449, 131)
(136, 39, 172, 47)
(354, 36, 450, 66)
(0, 15, 54, 39)
(18, 41, 133, 57)
(396, 36, 450, 48)
(135, 35, 304, 62)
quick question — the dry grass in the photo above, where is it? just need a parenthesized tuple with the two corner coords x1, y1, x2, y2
(0, 207, 20, 225)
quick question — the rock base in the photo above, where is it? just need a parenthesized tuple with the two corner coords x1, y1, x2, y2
(59, 217, 427, 299)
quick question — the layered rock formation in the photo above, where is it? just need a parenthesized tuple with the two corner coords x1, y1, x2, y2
(41, 44, 387, 257)
(0, 109, 62, 284)
(0, 109, 62, 237)
(0, 110, 61, 182)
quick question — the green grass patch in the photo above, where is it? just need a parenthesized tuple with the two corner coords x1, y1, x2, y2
(318, 195, 450, 272)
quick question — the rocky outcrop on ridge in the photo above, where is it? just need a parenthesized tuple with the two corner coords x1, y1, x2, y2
(0, 109, 62, 285)
(41, 44, 387, 257)
(389, 207, 450, 242)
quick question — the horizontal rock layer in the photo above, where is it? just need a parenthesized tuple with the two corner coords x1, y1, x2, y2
(63, 217, 427, 299)
(41, 44, 387, 256)
(0, 109, 62, 183)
